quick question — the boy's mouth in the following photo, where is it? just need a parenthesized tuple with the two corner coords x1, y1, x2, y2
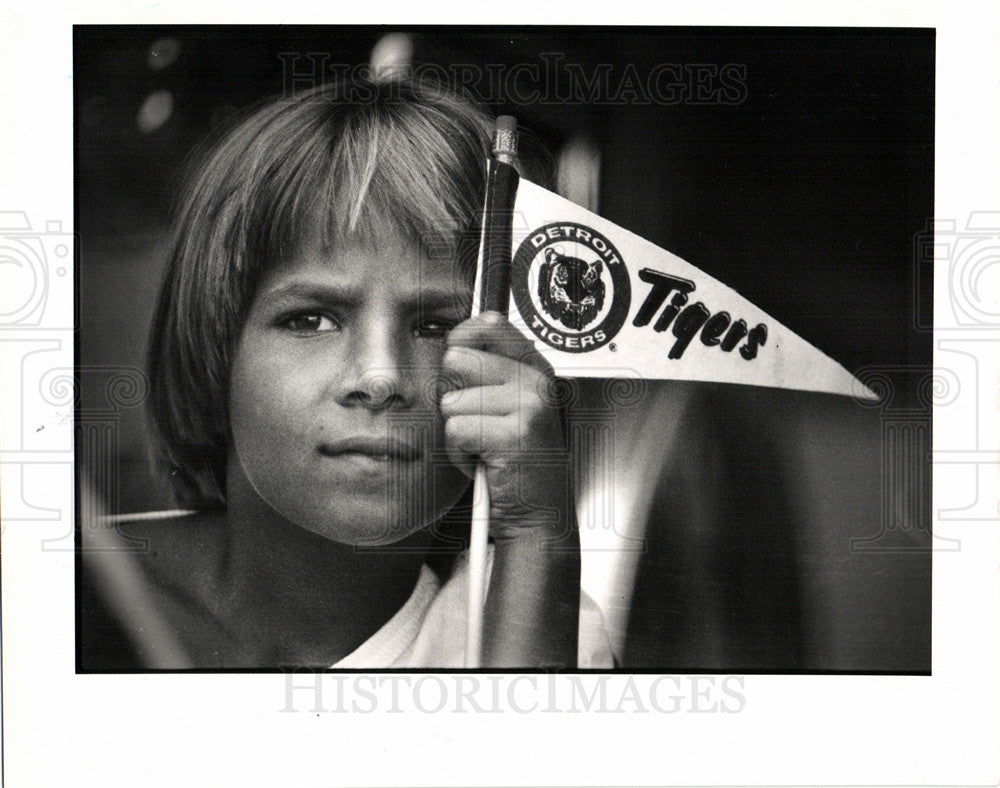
(318, 436, 423, 462)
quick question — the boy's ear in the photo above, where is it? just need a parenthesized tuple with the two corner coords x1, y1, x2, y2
(544, 247, 556, 263)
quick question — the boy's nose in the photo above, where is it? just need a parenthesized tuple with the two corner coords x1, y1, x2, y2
(336, 330, 414, 410)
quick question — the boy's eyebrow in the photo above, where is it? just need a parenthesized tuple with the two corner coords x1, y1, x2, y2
(258, 282, 471, 311)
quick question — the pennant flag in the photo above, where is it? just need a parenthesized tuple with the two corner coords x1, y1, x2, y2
(505, 178, 875, 399)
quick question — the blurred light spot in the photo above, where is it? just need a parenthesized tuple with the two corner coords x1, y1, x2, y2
(137, 90, 174, 135)
(557, 135, 601, 213)
(369, 33, 413, 81)
(147, 37, 180, 70)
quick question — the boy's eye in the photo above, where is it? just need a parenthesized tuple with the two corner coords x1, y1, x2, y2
(413, 318, 457, 339)
(281, 313, 339, 333)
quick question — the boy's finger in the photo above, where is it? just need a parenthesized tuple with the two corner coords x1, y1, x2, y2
(443, 413, 517, 458)
(442, 413, 504, 475)
(441, 345, 525, 388)
(438, 383, 514, 417)
(450, 312, 553, 376)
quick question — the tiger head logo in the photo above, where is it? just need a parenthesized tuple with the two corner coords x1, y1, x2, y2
(537, 247, 606, 331)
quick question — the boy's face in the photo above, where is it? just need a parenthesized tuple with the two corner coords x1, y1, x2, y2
(228, 229, 473, 546)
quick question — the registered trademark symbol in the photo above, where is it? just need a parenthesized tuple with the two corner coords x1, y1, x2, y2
(608, 343, 617, 352)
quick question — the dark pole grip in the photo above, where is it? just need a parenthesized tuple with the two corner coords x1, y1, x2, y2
(478, 118, 520, 315)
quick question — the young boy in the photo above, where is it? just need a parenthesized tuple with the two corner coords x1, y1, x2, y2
(81, 75, 613, 669)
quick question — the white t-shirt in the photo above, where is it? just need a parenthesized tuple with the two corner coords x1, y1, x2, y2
(334, 548, 616, 668)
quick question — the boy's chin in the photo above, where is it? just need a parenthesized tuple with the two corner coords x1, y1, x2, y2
(294, 501, 453, 548)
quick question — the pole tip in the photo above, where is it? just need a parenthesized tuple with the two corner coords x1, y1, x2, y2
(495, 115, 517, 133)
(493, 115, 518, 160)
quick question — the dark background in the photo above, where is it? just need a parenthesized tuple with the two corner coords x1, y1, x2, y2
(76, 26, 934, 672)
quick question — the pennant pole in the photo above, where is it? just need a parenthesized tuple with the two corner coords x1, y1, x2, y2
(466, 115, 520, 667)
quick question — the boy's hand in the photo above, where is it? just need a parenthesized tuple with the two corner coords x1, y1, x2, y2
(440, 310, 580, 667)
(439, 311, 572, 542)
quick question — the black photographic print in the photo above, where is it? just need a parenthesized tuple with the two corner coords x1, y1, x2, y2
(74, 26, 933, 674)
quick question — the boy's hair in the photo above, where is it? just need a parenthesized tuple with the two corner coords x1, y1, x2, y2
(147, 76, 494, 508)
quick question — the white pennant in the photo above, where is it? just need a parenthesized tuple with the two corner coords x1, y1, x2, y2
(506, 178, 876, 400)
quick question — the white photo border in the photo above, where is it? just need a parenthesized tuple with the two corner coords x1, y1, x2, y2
(2, 2, 999, 786)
